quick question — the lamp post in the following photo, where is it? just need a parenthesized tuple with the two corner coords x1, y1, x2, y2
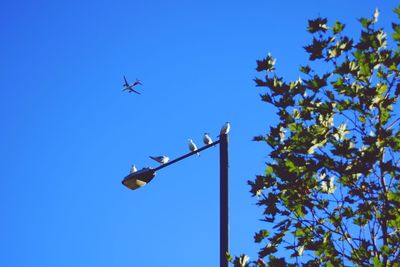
(122, 134, 229, 267)
(219, 133, 229, 267)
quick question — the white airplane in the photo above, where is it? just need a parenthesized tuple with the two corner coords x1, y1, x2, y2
(122, 76, 142, 94)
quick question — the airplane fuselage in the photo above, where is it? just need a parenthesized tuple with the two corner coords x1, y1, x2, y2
(123, 84, 140, 94)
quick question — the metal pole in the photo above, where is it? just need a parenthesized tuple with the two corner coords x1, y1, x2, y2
(219, 133, 229, 267)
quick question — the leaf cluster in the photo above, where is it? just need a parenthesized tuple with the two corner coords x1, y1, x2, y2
(235, 6, 400, 267)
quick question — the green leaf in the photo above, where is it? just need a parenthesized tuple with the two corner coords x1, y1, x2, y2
(359, 17, 373, 28)
(353, 216, 368, 226)
(328, 47, 339, 59)
(267, 257, 287, 266)
(332, 21, 345, 34)
(260, 93, 272, 103)
(232, 254, 250, 267)
(300, 65, 311, 74)
(373, 256, 383, 267)
(376, 30, 387, 48)
(304, 38, 329, 60)
(256, 53, 276, 72)
(359, 62, 371, 76)
(308, 17, 328, 33)
(376, 83, 387, 95)
(381, 108, 390, 124)
(381, 245, 390, 256)
(254, 230, 270, 243)
(392, 23, 400, 41)
(394, 5, 400, 19)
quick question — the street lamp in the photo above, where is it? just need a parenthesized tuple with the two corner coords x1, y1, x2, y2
(121, 167, 156, 190)
(121, 134, 229, 267)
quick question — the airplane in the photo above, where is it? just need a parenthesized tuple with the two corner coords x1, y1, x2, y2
(122, 76, 142, 94)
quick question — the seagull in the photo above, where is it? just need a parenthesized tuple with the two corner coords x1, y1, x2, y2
(203, 133, 212, 145)
(149, 156, 169, 164)
(220, 122, 230, 135)
(122, 76, 142, 95)
(130, 164, 137, 174)
(188, 139, 200, 156)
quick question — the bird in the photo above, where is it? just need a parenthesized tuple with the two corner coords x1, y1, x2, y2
(203, 133, 212, 145)
(122, 76, 142, 95)
(220, 122, 230, 135)
(188, 139, 200, 156)
(149, 156, 169, 164)
(130, 164, 137, 174)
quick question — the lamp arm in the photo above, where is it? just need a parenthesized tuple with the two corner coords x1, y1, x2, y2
(153, 139, 221, 172)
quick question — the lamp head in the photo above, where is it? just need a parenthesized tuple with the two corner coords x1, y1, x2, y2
(122, 167, 156, 190)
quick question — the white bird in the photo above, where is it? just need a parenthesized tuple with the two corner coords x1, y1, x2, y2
(220, 122, 230, 135)
(149, 156, 169, 164)
(203, 133, 213, 145)
(188, 139, 200, 156)
(130, 164, 137, 174)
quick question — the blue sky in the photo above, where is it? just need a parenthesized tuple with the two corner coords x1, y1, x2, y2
(0, 1, 397, 266)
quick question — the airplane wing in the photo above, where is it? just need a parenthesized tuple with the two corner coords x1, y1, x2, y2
(130, 88, 141, 95)
(133, 80, 142, 86)
(123, 76, 129, 86)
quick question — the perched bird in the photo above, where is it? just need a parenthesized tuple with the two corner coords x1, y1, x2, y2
(149, 156, 169, 164)
(188, 139, 200, 156)
(220, 122, 231, 135)
(130, 164, 137, 174)
(122, 76, 142, 95)
(203, 133, 213, 145)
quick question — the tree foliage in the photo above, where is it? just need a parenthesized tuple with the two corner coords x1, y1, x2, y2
(233, 6, 400, 267)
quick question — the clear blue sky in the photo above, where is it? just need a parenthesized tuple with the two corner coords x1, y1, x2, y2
(0, 1, 397, 266)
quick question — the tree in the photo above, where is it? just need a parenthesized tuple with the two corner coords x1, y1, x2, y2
(232, 6, 400, 267)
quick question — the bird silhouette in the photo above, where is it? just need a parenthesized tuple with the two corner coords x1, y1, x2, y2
(188, 139, 200, 156)
(220, 122, 230, 135)
(149, 156, 169, 164)
(203, 133, 213, 145)
(130, 164, 137, 173)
